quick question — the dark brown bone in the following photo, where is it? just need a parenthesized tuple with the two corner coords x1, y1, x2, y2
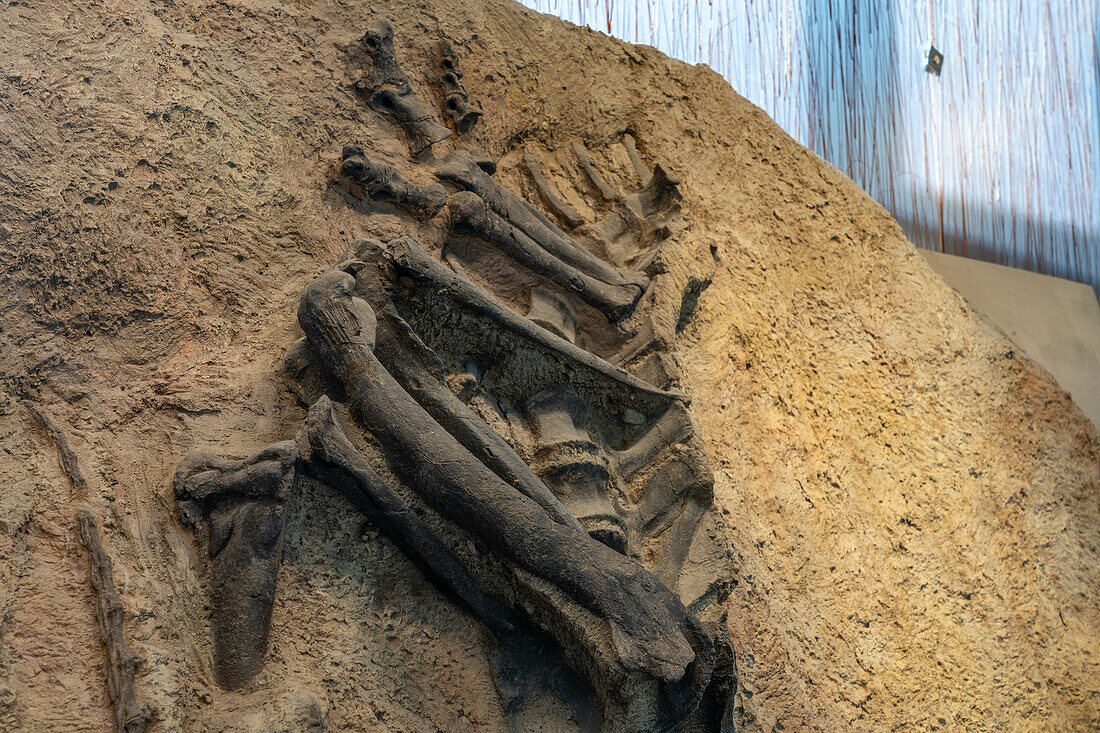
(296, 269, 713, 718)
(438, 39, 482, 134)
(436, 150, 649, 292)
(341, 145, 446, 222)
(174, 443, 299, 690)
(356, 236, 678, 405)
(77, 511, 157, 733)
(522, 151, 586, 228)
(297, 397, 515, 634)
(526, 387, 628, 554)
(448, 191, 642, 322)
(357, 21, 451, 155)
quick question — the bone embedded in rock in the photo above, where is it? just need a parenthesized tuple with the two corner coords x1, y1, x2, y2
(525, 288, 578, 343)
(438, 38, 482, 134)
(363, 235, 680, 405)
(526, 386, 628, 554)
(341, 145, 447, 222)
(521, 150, 586, 228)
(571, 140, 624, 203)
(77, 510, 157, 733)
(438, 150, 650, 293)
(296, 267, 714, 723)
(447, 190, 641, 322)
(173, 442, 300, 690)
(622, 133, 652, 185)
(296, 396, 516, 636)
(24, 400, 88, 497)
(356, 20, 451, 155)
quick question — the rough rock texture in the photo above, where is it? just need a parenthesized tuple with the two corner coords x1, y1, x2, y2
(0, 0, 1096, 731)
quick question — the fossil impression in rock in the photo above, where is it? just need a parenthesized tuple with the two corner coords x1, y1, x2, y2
(174, 19, 735, 732)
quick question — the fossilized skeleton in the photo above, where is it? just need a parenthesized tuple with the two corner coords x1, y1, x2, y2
(174, 19, 735, 732)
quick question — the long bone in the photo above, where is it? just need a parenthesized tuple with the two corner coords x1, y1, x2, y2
(174, 443, 299, 690)
(296, 397, 515, 634)
(341, 145, 446, 222)
(622, 133, 651, 185)
(572, 140, 624, 203)
(522, 151, 586, 228)
(358, 236, 679, 406)
(356, 20, 451, 155)
(448, 191, 642, 322)
(435, 150, 649, 292)
(297, 267, 714, 720)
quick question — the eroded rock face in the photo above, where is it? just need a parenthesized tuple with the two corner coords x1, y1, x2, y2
(0, 0, 1096, 731)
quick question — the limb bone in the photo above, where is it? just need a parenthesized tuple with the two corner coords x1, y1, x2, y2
(341, 145, 446, 222)
(297, 268, 714, 719)
(174, 442, 299, 690)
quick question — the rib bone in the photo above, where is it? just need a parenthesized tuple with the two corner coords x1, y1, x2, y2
(522, 151, 585, 228)
(436, 150, 648, 292)
(572, 140, 623, 202)
(448, 191, 642, 322)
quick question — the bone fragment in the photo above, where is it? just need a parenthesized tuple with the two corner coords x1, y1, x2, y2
(438, 39, 482, 134)
(24, 400, 87, 497)
(358, 236, 678, 405)
(356, 21, 451, 155)
(77, 510, 156, 733)
(614, 403, 696, 481)
(622, 134, 652, 184)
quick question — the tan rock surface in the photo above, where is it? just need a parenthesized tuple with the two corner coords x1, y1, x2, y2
(0, 0, 1096, 731)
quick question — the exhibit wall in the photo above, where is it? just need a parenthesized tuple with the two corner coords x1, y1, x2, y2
(520, 0, 1100, 293)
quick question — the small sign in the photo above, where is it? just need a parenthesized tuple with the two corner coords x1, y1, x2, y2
(926, 46, 944, 75)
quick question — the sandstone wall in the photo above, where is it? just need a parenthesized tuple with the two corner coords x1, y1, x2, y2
(0, 0, 1095, 730)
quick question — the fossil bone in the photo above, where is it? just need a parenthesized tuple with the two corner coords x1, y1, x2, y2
(448, 190, 643, 322)
(522, 151, 586, 228)
(622, 133, 651, 185)
(436, 150, 649, 292)
(356, 21, 451, 155)
(24, 400, 87, 497)
(354, 236, 678, 406)
(77, 510, 157, 733)
(297, 397, 516, 634)
(341, 145, 446, 222)
(174, 443, 299, 690)
(297, 267, 714, 723)
(526, 387, 628, 554)
(572, 140, 624, 202)
(438, 39, 482, 134)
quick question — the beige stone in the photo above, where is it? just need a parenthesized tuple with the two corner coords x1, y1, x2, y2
(0, 0, 1095, 731)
